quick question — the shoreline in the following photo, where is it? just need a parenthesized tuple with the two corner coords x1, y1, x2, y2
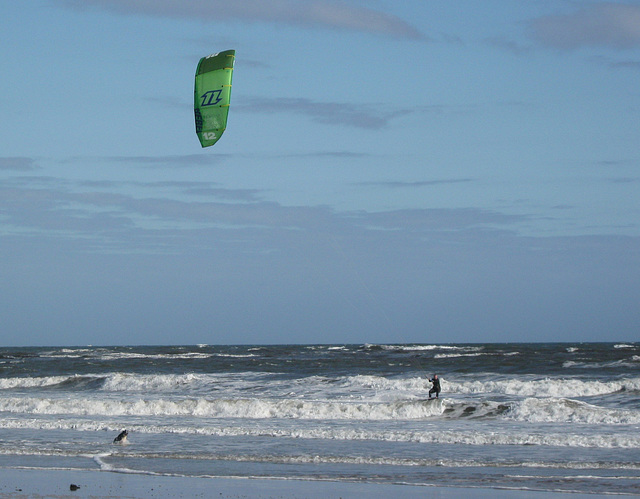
(0, 468, 618, 498)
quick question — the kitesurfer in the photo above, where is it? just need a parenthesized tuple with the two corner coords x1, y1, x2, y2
(428, 374, 440, 399)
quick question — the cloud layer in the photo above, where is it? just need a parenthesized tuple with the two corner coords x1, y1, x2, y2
(237, 97, 412, 129)
(2, 168, 639, 344)
(60, 0, 424, 39)
(0, 157, 39, 172)
(530, 3, 640, 49)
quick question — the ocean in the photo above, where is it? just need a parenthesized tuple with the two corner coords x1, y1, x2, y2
(0, 343, 638, 495)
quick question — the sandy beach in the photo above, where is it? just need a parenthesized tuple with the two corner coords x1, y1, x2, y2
(0, 468, 618, 498)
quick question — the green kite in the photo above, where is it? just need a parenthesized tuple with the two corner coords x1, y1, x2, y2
(194, 50, 235, 148)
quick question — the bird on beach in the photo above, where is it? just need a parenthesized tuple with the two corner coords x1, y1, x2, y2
(113, 430, 128, 444)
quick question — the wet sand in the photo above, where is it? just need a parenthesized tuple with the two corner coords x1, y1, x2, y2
(0, 468, 615, 498)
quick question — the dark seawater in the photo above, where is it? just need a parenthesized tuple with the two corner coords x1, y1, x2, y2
(0, 343, 638, 495)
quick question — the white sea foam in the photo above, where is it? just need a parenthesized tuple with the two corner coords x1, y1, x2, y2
(2, 415, 639, 450)
(39, 349, 215, 361)
(563, 359, 639, 369)
(4, 385, 637, 428)
(102, 373, 209, 392)
(0, 395, 446, 421)
(39, 348, 96, 358)
(102, 352, 215, 360)
(0, 375, 79, 389)
(2, 442, 639, 471)
(0, 372, 277, 395)
(5, 372, 638, 404)
(508, 397, 640, 425)
(341, 374, 427, 391)
(91, 452, 640, 471)
(435, 352, 520, 359)
(434, 352, 486, 359)
(446, 377, 640, 398)
(364, 344, 483, 352)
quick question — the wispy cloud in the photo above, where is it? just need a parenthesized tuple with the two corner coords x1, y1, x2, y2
(529, 3, 640, 49)
(607, 177, 640, 184)
(287, 151, 369, 159)
(590, 55, 640, 70)
(59, 0, 425, 39)
(0, 176, 526, 255)
(109, 154, 229, 168)
(358, 179, 474, 189)
(359, 208, 525, 232)
(237, 97, 412, 129)
(0, 157, 40, 172)
(484, 36, 532, 56)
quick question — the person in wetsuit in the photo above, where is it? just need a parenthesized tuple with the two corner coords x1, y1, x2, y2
(428, 374, 440, 399)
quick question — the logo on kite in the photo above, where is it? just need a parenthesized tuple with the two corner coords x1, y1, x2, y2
(200, 90, 223, 107)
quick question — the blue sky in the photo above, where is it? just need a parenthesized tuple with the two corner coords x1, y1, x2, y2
(1, 1, 639, 346)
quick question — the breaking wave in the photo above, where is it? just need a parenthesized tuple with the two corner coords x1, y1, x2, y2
(508, 397, 640, 425)
(444, 377, 640, 398)
(0, 395, 446, 421)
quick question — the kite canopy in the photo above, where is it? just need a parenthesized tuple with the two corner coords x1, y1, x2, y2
(194, 50, 235, 148)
